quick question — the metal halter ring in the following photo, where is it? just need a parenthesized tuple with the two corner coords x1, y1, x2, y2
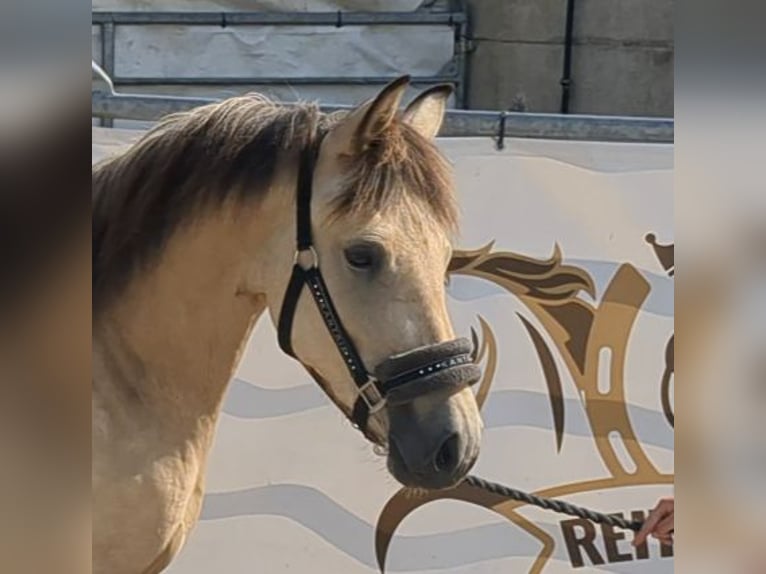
(358, 379, 387, 414)
(293, 246, 319, 270)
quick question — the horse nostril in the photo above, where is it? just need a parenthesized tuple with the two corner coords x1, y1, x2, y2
(433, 432, 460, 473)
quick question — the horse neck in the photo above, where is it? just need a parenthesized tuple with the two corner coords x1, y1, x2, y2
(94, 199, 283, 431)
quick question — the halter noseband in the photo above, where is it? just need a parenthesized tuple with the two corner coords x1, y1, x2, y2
(277, 140, 480, 435)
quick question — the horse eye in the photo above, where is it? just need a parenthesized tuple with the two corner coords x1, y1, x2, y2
(344, 244, 379, 270)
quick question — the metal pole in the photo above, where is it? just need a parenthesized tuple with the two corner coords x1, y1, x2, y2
(91, 92, 674, 143)
(560, 0, 576, 114)
(101, 20, 116, 128)
(453, 0, 470, 109)
(91, 11, 466, 26)
(108, 75, 460, 87)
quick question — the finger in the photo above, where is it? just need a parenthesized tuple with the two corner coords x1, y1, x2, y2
(656, 498, 673, 509)
(632, 530, 649, 546)
(633, 509, 665, 546)
(656, 533, 674, 546)
(654, 514, 674, 536)
(633, 525, 657, 546)
(633, 523, 655, 546)
(632, 500, 673, 546)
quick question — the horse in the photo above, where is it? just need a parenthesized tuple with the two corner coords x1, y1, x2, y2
(92, 76, 483, 574)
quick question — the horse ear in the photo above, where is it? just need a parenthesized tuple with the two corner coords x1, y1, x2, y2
(402, 84, 453, 140)
(325, 75, 410, 155)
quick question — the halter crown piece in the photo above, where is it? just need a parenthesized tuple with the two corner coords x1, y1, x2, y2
(277, 140, 481, 434)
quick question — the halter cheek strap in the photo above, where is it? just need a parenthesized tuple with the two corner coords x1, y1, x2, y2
(277, 142, 387, 433)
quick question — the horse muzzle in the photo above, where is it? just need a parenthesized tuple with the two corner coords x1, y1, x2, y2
(374, 338, 482, 489)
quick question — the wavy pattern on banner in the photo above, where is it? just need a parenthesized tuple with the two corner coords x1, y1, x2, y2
(223, 380, 673, 451)
(224, 378, 327, 418)
(200, 484, 672, 574)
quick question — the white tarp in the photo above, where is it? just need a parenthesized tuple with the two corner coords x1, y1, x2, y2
(93, 0, 424, 12)
(92, 1, 457, 104)
(109, 25, 451, 79)
(93, 127, 674, 574)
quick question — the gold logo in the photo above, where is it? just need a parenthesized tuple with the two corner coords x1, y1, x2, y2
(646, 233, 674, 427)
(375, 239, 674, 572)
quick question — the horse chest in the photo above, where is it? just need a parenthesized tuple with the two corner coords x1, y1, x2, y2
(93, 401, 210, 574)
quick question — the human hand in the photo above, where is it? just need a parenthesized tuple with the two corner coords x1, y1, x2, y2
(633, 496, 674, 547)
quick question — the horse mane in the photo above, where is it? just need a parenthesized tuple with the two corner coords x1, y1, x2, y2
(92, 94, 457, 312)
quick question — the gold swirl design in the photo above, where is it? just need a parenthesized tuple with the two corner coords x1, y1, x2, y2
(375, 243, 674, 572)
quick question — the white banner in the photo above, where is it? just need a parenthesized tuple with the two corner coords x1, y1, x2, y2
(93, 129, 674, 573)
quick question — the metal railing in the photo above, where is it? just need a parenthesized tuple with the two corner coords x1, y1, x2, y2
(91, 67, 674, 144)
(91, 10, 466, 26)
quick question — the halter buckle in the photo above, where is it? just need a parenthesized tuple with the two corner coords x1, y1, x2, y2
(293, 246, 319, 270)
(358, 379, 386, 414)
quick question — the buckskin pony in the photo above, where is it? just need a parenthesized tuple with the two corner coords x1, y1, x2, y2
(92, 77, 483, 574)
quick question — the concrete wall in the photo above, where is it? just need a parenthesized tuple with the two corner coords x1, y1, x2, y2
(465, 0, 673, 117)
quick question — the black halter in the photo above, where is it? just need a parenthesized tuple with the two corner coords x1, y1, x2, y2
(277, 141, 480, 435)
